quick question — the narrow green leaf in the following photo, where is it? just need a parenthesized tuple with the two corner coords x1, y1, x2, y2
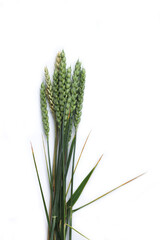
(73, 172, 146, 212)
(74, 131, 91, 174)
(66, 224, 90, 240)
(67, 155, 103, 208)
(65, 136, 76, 178)
(68, 169, 93, 208)
(66, 131, 91, 196)
(31, 143, 51, 231)
(42, 135, 52, 190)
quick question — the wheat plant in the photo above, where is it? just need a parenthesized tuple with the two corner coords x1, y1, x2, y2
(31, 50, 144, 240)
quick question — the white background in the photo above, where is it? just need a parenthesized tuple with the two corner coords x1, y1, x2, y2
(0, 0, 160, 239)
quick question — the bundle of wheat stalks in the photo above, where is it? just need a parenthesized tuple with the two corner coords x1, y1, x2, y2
(31, 50, 144, 240)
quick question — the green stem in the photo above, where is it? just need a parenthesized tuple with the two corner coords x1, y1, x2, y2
(53, 126, 58, 191)
(47, 137, 54, 216)
(69, 131, 77, 240)
(47, 137, 52, 182)
(62, 125, 66, 240)
(50, 128, 63, 240)
(50, 216, 56, 240)
(47, 126, 58, 240)
(42, 135, 52, 191)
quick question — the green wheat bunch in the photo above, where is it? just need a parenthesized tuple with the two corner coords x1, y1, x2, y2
(31, 50, 144, 240)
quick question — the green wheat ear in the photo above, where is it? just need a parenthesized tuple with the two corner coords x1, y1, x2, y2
(40, 82, 49, 138)
(65, 60, 82, 140)
(74, 68, 86, 129)
(63, 67, 72, 129)
(44, 67, 54, 114)
(70, 60, 81, 115)
(53, 52, 62, 128)
(65, 66, 71, 97)
(55, 51, 61, 70)
(59, 50, 67, 120)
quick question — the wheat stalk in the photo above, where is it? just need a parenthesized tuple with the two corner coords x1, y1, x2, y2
(31, 50, 144, 240)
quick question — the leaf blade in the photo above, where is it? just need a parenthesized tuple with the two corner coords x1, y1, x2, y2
(73, 172, 146, 212)
(31, 143, 51, 231)
(66, 131, 91, 196)
(65, 135, 76, 178)
(66, 223, 90, 240)
(67, 155, 103, 208)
